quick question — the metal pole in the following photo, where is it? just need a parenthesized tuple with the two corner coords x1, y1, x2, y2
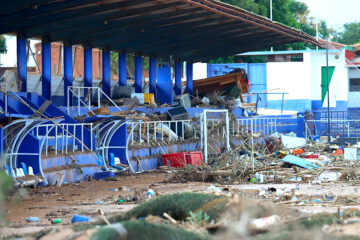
(270, 0, 273, 51)
(326, 38, 331, 144)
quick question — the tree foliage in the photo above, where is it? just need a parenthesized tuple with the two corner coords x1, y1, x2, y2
(0, 35, 6, 54)
(212, 0, 319, 63)
(334, 22, 360, 45)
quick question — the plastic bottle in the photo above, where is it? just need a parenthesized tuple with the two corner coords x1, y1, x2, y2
(146, 189, 155, 199)
(250, 215, 280, 229)
(26, 217, 39, 222)
(51, 219, 62, 224)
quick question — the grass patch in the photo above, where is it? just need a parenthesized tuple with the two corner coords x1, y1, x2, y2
(90, 221, 209, 240)
(111, 192, 223, 222)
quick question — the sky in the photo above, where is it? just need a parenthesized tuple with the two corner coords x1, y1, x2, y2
(300, 0, 359, 30)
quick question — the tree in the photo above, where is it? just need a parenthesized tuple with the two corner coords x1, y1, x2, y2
(335, 22, 360, 45)
(0, 35, 6, 54)
(213, 0, 320, 63)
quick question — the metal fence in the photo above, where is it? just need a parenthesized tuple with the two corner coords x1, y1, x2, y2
(35, 122, 93, 156)
(67, 86, 122, 116)
(305, 119, 360, 138)
(305, 110, 360, 138)
(127, 119, 197, 146)
(235, 117, 297, 136)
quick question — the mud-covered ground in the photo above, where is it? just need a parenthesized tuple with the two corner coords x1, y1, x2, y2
(2, 172, 360, 239)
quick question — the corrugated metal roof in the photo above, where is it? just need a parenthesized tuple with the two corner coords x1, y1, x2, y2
(0, 0, 318, 61)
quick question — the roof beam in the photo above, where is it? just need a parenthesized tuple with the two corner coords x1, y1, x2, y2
(1, 0, 154, 35)
(22, 1, 184, 38)
(150, 32, 282, 60)
(130, 21, 245, 53)
(192, 38, 295, 62)
(0, 0, 103, 24)
(69, 11, 214, 46)
(0, 0, 56, 15)
(47, 6, 204, 43)
(98, 17, 226, 50)
(138, 25, 261, 56)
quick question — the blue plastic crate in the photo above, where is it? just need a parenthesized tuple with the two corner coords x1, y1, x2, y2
(94, 171, 115, 180)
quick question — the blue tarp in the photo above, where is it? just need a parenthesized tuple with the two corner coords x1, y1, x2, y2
(282, 155, 319, 169)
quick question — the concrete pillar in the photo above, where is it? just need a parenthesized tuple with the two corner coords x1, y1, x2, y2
(149, 57, 156, 95)
(64, 45, 73, 106)
(102, 50, 111, 97)
(16, 36, 27, 92)
(134, 55, 142, 93)
(175, 61, 182, 96)
(118, 53, 127, 86)
(186, 61, 193, 96)
(157, 64, 173, 104)
(84, 47, 92, 96)
(42, 41, 51, 100)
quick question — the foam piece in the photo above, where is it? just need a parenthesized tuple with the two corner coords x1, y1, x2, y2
(28, 166, 34, 176)
(115, 157, 121, 165)
(19, 168, 25, 177)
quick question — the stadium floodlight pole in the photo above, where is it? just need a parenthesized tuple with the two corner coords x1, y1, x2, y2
(326, 38, 331, 144)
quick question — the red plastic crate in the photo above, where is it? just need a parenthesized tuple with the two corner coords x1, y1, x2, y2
(162, 151, 203, 168)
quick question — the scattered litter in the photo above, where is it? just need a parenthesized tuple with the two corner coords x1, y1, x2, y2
(281, 135, 306, 149)
(71, 214, 90, 223)
(317, 171, 341, 182)
(281, 155, 319, 169)
(51, 219, 62, 224)
(146, 189, 155, 199)
(250, 215, 281, 229)
(26, 217, 39, 222)
(207, 185, 222, 193)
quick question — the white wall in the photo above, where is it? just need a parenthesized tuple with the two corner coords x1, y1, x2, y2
(348, 67, 360, 108)
(266, 54, 311, 101)
(0, 35, 38, 68)
(266, 50, 348, 108)
(193, 62, 208, 80)
(309, 50, 348, 107)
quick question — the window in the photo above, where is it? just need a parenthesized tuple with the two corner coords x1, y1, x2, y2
(350, 78, 360, 92)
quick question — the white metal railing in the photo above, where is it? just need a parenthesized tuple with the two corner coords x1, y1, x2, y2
(127, 120, 196, 146)
(67, 86, 122, 116)
(235, 117, 297, 136)
(35, 122, 93, 156)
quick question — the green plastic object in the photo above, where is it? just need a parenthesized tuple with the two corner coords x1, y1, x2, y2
(119, 199, 124, 204)
(343, 46, 355, 51)
(249, 178, 256, 183)
(51, 219, 62, 224)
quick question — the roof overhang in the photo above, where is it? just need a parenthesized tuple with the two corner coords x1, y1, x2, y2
(0, 0, 318, 61)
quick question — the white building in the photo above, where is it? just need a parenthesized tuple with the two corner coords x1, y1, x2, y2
(194, 49, 360, 112)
